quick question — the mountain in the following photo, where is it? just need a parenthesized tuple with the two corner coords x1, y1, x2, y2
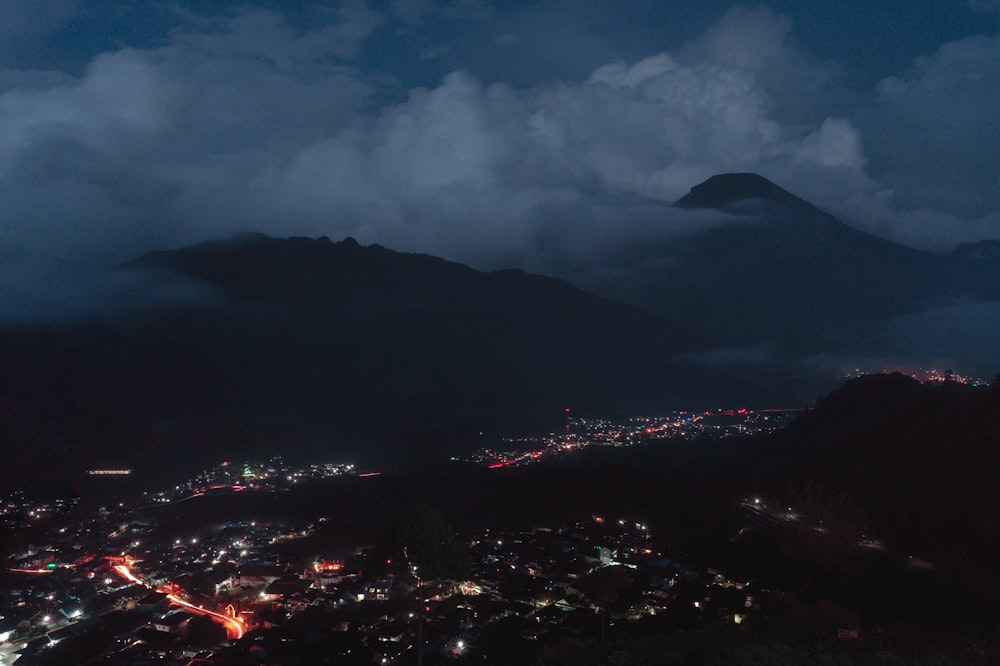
(118, 234, 701, 421)
(674, 172, 815, 213)
(3, 234, 753, 494)
(3, 173, 997, 495)
(569, 173, 1000, 357)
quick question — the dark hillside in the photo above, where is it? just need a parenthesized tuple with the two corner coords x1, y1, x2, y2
(760, 374, 1000, 569)
(577, 173, 1000, 356)
(2, 235, 719, 495)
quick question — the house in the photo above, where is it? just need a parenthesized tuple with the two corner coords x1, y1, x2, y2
(360, 577, 393, 601)
(152, 610, 193, 634)
(58, 601, 85, 621)
(237, 564, 286, 588)
(134, 625, 180, 651)
(200, 565, 235, 594)
(14, 550, 56, 570)
(261, 574, 308, 602)
(137, 591, 171, 614)
(0, 617, 19, 643)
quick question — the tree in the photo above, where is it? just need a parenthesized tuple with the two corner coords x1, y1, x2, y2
(372, 506, 467, 666)
(578, 565, 632, 641)
(783, 480, 870, 545)
(372, 505, 468, 581)
(187, 614, 227, 647)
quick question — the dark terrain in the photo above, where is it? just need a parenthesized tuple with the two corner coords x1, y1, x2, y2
(2, 173, 998, 500)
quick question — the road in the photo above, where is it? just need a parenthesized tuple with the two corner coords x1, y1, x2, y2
(114, 564, 245, 639)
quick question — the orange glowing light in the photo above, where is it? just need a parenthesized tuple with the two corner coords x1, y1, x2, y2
(114, 563, 244, 638)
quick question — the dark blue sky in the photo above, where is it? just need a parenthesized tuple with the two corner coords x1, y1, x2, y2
(2, 1, 999, 321)
(11, 1, 995, 87)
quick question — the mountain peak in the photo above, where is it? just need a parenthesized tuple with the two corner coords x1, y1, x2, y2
(674, 173, 812, 212)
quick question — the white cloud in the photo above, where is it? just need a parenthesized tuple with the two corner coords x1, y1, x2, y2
(3, 3, 999, 322)
(0, 5, 873, 281)
(795, 118, 865, 170)
(825, 33, 1000, 249)
(250, 40, 877, 268)
(0, 8, 378, 320)
(873, 34, 1000, 213)
(681, 5, 793, 71)
(170, 3, 381, 63)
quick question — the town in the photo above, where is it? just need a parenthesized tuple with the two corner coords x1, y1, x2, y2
(2, 499, 758, 665)
(455, 408, 799, 469)
(2, 386, 993, 665)
(0, 408, 797, 665)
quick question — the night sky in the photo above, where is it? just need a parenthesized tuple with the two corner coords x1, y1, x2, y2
(2, 1, 999, 323)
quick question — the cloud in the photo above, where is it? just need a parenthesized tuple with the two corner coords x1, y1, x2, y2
(802, 297, 1000, 381)
(0, 8, 378, 321)
(872, 34, 1000, 216)
(884, 300, 1000, 377)
(250, 6, 872, 268)
(249, 42, 874, 272)
(681, 5, 794, 71)
(1, 3, 997, 324)
(169, 3, 381, 63)
(825, 33, 1000, 249)
(794, 118, 865, 170)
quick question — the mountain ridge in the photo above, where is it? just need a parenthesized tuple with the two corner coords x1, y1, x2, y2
(3, 232, 741, 494)
(562, 173, 1000, 356)
(2, 172, 998, 495)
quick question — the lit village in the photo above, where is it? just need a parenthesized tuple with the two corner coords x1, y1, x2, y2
(0, 410, 797, 665)
(1, 378, 990, 665)
(2, 488, 759, 665)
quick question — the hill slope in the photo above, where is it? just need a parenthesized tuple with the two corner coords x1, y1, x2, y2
(573, 173, 1000, 357)
(759, 373, 1000, 564)
(2, 235, 726, 494)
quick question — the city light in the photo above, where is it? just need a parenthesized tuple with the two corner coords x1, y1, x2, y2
(114, 563, 244, 639)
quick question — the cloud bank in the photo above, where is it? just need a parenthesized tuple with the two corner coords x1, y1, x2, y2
(1, 4, 998, 322)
